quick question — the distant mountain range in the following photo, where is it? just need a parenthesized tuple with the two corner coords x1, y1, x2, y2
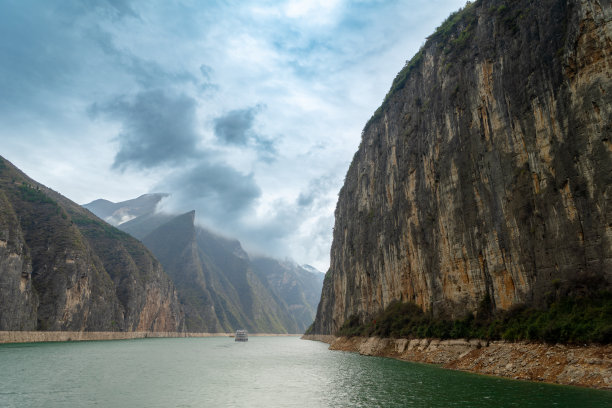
(84, 193, 168, 226)
(83, 194, 324, 333)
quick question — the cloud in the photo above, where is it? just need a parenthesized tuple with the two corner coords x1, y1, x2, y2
(0, 0, 469, 271)
(214, 106, 260, 145)
(213, 105, 277, 160)
(158, 161, 262, 217)
(199, 65, 213, 81)
(90, 90, 201, 170)
(101, 0, 139, 19)
(297, 174, 336, 207)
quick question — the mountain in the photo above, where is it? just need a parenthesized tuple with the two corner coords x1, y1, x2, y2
(250, 257, 325, 331)
(312, 0, 611, 335)
(83, 193, 168, 226)
(85, 200, 324, 333)
(142, 211, 294, 333)
(0, 156, 184, 332)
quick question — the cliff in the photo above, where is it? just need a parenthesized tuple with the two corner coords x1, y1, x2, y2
(251, 256, 325, 331)
(0, 156, 184, 332)
(313, 0, 611, 334)
(96, 204, 324, 333)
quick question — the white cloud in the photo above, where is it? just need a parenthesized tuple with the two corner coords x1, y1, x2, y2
(284, 0, 343, 24)
(0, 0, 467, 270)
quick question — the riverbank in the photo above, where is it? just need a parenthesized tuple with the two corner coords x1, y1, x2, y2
(302, 335, 612, 390)
(0, 331, 300, 344)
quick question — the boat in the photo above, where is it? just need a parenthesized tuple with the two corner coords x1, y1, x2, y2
(234, 329, 248, 342)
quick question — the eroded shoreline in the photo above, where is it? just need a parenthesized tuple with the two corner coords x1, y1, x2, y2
(302, 334, 612, 390)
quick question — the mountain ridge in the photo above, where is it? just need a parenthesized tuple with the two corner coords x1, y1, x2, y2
(0, 155, 184, 332)
(83, 199, 324, 333)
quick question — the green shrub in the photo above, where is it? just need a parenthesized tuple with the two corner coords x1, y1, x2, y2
(18, 183, 55, 204)
(335, 292, 612, 344)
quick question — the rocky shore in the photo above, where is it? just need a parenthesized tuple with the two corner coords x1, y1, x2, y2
(302, 335, 612, 390)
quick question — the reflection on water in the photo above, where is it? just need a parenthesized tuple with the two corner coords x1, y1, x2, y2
(0, 336, 610, 407)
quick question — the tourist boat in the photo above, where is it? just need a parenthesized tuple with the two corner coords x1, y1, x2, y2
(234, 329, 248, 342)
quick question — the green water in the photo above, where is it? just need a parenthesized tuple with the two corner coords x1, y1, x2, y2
(0, 337, 609, 407)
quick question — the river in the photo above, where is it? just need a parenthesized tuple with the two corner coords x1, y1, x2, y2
(0, 336, 609, 407)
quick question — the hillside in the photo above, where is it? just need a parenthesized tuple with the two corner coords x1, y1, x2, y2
(311, 0, 611, 336)
(0, 156, 184, 331)
(84, 198, 324, 333)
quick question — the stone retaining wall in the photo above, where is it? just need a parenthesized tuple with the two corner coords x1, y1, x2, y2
(0, 331, 301, 344)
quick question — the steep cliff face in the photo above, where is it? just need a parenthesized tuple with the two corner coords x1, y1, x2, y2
(251, 257, 325, 332)
(139, 210, 321, 333)
(0, 156, 184, 332)
(313, 0, 611, 334)
(0, 190, 37, 329)
(86, 195, 325, 333)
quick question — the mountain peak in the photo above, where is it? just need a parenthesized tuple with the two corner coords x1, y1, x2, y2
(83, 193, 169, 225)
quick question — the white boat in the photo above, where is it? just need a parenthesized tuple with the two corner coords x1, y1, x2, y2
(234, 329, 248, 342)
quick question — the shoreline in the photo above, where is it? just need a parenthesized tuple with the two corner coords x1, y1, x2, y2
(302, 335, 612, 390)
(0, 331, 301, 344)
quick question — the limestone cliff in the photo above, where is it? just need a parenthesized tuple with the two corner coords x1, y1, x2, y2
(313, 0, 611, 334)
(0, 156, 184, 332)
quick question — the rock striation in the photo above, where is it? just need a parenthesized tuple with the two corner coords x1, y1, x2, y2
(0, 156, 184, 332)
(313, 0, 612, 334)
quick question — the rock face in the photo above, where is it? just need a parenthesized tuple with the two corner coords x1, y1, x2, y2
(0, 156, 184, 332)
(313, 0, 611, 334)
(139, 212, 324, 333)
(85, 199, 325, 334)
(251, 257, 325, 331)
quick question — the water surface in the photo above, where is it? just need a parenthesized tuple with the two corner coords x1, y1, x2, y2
(0, 336, 609, 407)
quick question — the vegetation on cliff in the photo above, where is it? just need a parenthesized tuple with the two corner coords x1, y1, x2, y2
(336, 291, 612, 344)
(0, 155, 184, 332)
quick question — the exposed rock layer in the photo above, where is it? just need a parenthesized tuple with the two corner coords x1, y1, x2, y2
(303, 335, 612, 389)
(0, 156, 184, 332)
(313, 0, 612, 334)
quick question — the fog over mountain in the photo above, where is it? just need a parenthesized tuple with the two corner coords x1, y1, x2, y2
(1, 0, 467, 271)
(84, 195, 324, 333)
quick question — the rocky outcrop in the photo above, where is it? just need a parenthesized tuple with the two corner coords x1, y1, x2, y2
(0, 190, 37, 330)
(313, 0, 612, 334)
(307, 336, 612, 389)
(0, 156, 184, 332)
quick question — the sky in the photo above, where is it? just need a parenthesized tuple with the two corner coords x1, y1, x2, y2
(1, 0, 466, 271)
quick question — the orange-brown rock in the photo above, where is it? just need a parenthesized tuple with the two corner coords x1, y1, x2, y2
(312, 0, 611, 334)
